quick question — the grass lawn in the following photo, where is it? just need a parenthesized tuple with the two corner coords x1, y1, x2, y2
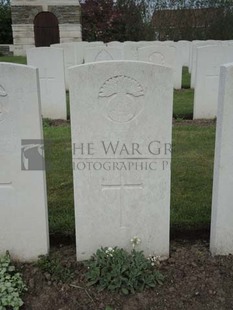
(0, 55, 26, 64)
(0, 56, 215, 238)
(43, 122, 216, 237)
(173, 67, 194, 119)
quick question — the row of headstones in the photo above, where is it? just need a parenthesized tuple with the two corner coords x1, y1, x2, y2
(0, 60, 232, 261)
(190, 41, 233, 119)
(26, 40, 190, 120)
(51, 40, 189, 90)
(26, 40, 233, 122)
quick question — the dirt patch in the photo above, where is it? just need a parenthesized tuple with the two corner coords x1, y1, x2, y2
(44, 119, 70, 127)
(20, 240, 233, 310)
(173, 119, 216, 127)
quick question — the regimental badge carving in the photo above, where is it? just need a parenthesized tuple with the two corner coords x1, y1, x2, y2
(0, 85, 8, 123)
(98, 75, 144, 123)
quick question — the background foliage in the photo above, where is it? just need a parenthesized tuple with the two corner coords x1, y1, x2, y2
(81, 0, 155, 42)
(0, 0, 12, 44)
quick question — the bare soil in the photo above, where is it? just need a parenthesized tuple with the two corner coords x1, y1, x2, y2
(20, 239, 233, 310)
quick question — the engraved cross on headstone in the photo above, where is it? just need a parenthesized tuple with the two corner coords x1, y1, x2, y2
(102, 178, 143, 228)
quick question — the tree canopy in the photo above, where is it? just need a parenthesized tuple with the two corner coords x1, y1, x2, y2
(81, 0, 155, 42)
(0, 0, 12, 44)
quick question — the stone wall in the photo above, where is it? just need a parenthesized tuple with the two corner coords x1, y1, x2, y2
(11, 1, 82, 56)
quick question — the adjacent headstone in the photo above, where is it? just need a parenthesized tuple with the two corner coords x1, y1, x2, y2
(88, 41, 105, 46)
(0, 62, 49, 261)
(84, 46, 124, 63)
(138, 44, 177, 88)
(51, 42, 81, 89)
(191, 41, 220, 88)
(123, 42, 139, 60)
(27, 47, 67, 120)
(164, 42, 182, 89)
(189, 40, 203, 73)
(177, 40, 191, 67)
(210, 63, 233, 255)
(107, 41, 122, 47)
(69, 61, 173, 261)
(193, 45, 233, 119)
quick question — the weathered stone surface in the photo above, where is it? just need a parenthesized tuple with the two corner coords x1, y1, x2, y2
(69, 61, 173, 261)
(0, 63, 49, 261)
(11, 6, 42, 24)
(11, 1, 82, 56)
(49, 6, 81, 24)
(27, 47, 67, 119)
(193, 44, 233, 119)
(210, 63, 233, 255)
(84, 46, 124, 63)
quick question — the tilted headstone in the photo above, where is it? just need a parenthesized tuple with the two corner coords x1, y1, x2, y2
(210, 63, 233, 255)
(27, 47, 67, 120)
(84, 46, 124, 63)
(69, 61, 173, 261)
(0, 63, 49, 261)
(194, 45, 233, 119)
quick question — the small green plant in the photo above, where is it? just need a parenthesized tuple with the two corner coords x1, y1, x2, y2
(37, 255, 74, 283)
(0, 252, 27, 310)
(85, 246, 164, 295)
(43, 118, 53, 128)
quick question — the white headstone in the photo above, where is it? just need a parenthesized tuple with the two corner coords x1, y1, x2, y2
(191, 41, 220, 88)
(164, 42, 182, 89)
(177, 40, 191, 67)
(194, 45, 233, 119)
(138, 44, 177, 88)
(51, 43, 76, 89)
(84, 46, 124, 63)
(123, 42, 139, 60)
(189, 40, 203, 73)
(210, 63, 233, 255)
(69, 61, 173, 261)
(88, 41, 105, 46)
(27, 47, 67, 120)
(0, 63, 49, 261)
(107, 41, 122, 47)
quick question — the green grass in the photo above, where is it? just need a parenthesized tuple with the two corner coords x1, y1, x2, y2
(0, 56, 214, 237)
(173, 89, 194, 119)
(43, 123, 216, 236)
(173, 67, 194, 119)
(43, 125, 74, 235)
(171, 124, 215, 232)
(0, 55, 26, 64)
(182, 66, 191, 89)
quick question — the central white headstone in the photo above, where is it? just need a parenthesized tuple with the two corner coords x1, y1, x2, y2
(0, 63, 49, 261)
(69, 61, 173, 261)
